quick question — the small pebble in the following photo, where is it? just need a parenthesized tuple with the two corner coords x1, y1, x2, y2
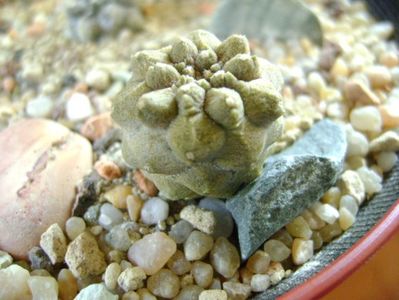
(104, 185, 132, 209)
(301, 209, 326, 230)
(369, 131, 399, 153)
(365, 65, 392, 89)
(292, 238, 314, 265)
(346, 126, 369, 157)
(122, 291, 140, 300)
(192, 261, 213, 288)
(137, 288, 157, 300)
(379, 104, 399, 128)
(58, 269, 78, 300)
(199, 290, 228, 300)
(90, 225, 103, 236)
(95, 160, 122, 181)
(66, 93, 94, 121)
(128, 232, 176, 275)
(375, 151, 398, 172)
(126, 195, 144, 222)
(184, 230, 214, 261)
(30, 269, 51, 277)
(263, 240, 291, 262)
(350, 106, 382, 133)
(339, 195, 359, 216)
(0, 250, 13, 269)
(169, 220, 193, 244)
(133, 170, 158, 197)
(380, 51, 399, 67)
(246, 250, 271, 274)
(339, 207, 356, 230)
(98, 203, 124, 230)
(210, 237, 240, 279)
(250, 274, 270, 292)
(81, 113, 113, 141)
(105, 222, 138, 251)
(321, 186, 341, 207)
(26, 95, 54, 118)
(338, 170, 366, 204)
(319, 222, 342, 243)
(311, 231, 323, 250)
(104, 263, 122, 290)
(65, 232, 107, 278)
(312, 202, 340, 224)
(147, 269, 181, 298)
(118, 267, 147, 292)
(271, 229, 293, 247)
(175, 285, 204, 300)
(180, 205, 216, 235)
(0, 265, 31, 299)
(75, 283, 118, 300)
(28, 247, 53, 272)
(141, 197, 169, 225)
(180, 274, 194, 287)
(166, 250, 192, 276)
(356, 166, 383, 196)
(223, 281, 252, 300)
(285, 216, 312, 239)
(344, 80, 380, 105)
(40, 223, 67, 264)
(108, 250, 126, 264)
(65, 217, 86, 241)
(28, 276, 58, 300)
(85, 69, 111, 91)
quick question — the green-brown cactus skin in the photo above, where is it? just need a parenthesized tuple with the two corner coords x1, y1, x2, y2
(112, 30, 285, 200)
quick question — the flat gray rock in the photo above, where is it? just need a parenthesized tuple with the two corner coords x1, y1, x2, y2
(226, 119, 346, 260)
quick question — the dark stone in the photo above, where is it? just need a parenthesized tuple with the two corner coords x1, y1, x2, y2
(73, 171, 101, 217)
(28, 247, 53, 272)
(226, 119, 346, 260)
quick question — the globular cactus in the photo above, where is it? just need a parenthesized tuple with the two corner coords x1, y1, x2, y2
(66, 0, 144, 42)
(112, 30, 285, 200)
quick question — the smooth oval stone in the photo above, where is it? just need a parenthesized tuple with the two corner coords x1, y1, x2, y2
(0, 119, 93, 259)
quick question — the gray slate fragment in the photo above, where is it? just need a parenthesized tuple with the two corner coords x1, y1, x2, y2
(226, 119, 346, 260)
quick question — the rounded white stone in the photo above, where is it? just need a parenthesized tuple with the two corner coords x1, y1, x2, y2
(250, 274, 270, 292)
(99, 203, 124, 230)
(339, 195, 359, 216)
(346, 126, 369, 157)
(356, 166, 382, 196)
(140, 197, 169, 225)
(66, 93, 94, 121)
(65, 217, 86, 241)
(375, 151, 398, 172)
(350, 106, 382, 133)
(85, 69, 111, 91)
(312, 202, 339, 224)
(26, 96, 54, 118)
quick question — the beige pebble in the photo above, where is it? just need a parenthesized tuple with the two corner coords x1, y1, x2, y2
(0, 119, 92, 259)
(40, 223, 67, 264)
(104, 263, 121, 291)
(0, 265, 31, 300)
(365, 65, 392, 89)
(147, 269, 181, 298)
(223, 281, 252, 300)
(65, 217, 86, 241)
(266, 262, 285, 285)
(379, 51, 399, 68)
(28, 276, 58, 300)
(85, 69, 111, 91)
(375, 151, 398, 172)
(319, 222, 343, 243)
(344, 80, 380, 105)
(104, 185, 132, 209)
(338, 170, 366, 204)
(292, 238, 314, 265)
(350, 106, 382, 133)
(250, 274, 270, 292)
(184, 230, 214, 261)
(2, 77, 16, 93)
(369, 131, 399, 153)
(65, 232, 107, 278)
(339, 207, 356, 230)
(285, 216, 312, 239)
(301, 209, 326, 230)
(30, 269, 51, 277)
(271, 229, 293, 247)
(379, 104, 399, 128)
(175, 285, 204, 300)
(180, 274, 194, 287)
(94, 160, 122, 181)
(180, 205, 216, 235)
(311, 231, 323, 250)
(330, 58, 349, 79)
(240, 268, 253, 285)
(126, 195, 143, 222)
(81, 113, 113, 141)
(199, 290, 228, 300)
(58, 269, 78, 300)
(192, 261, 213, 288)
(137, 288, 157, 300)
(246, 250, 271, 274)
(0, 250, 13, 269)
(128, 232, 176, 275)
(311, 202, 339, 225)
(122, 291, 140, 300)
(167, 250, 191, 276)
(263, 240, 291, 263)
(118, 267, 147, 292)
(133, 170, 158, 197)
(210, 237, 240, 279)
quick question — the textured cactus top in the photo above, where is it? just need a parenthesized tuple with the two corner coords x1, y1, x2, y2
(66, 0, 143, 41)
(112, 30, 285, 200)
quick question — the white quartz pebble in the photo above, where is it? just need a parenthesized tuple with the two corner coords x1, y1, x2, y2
(85, 69, 111, 91)
(375, 152, 398, 172)
(28, 276, 58, 300)
(356, 166, 382, 196)
(250, 274, 270, 292)
(350, 106, 382, 133)
(65, 217, 86, 240)
(66, 93, 94, 121)
(339, 195, 359, 216)
(99, 203, 124, 230)
(346, 126, 369, 157)
(140, 197, 169, 225)
(312, 202, 339, 224)
(26, 95, 53, 118)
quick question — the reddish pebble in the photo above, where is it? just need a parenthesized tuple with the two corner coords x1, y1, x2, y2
(94, 160, 122, 180)
(80, 112, 113, 141)
(27, 22, 46, 37)
(133, 170, 159, 197)
(2, 77, 16, 93)
(73, 82, 89, 94)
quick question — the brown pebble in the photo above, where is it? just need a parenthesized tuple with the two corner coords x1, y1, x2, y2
(80, 112, 113, 141)
(127, 195, 144, 222)
(379, 51, 399, 68)
(133, 170, 158, 197)
(27, 22, 46, 37)
(94, 160, 122, 180)
(2, 77, 15, 93)
(73, 82, 89, 94)
(58, 269, 78, 300)
(344, 81, 380, 105)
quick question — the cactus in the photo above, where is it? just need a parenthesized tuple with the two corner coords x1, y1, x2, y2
(112, 30, 285, 200)
(66, 0, 144, 42)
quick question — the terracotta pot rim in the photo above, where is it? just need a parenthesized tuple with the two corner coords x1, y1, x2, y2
(278, 198, 399, 300)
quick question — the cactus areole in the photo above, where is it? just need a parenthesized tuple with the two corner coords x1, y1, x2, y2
(112, 30, 285, 200)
